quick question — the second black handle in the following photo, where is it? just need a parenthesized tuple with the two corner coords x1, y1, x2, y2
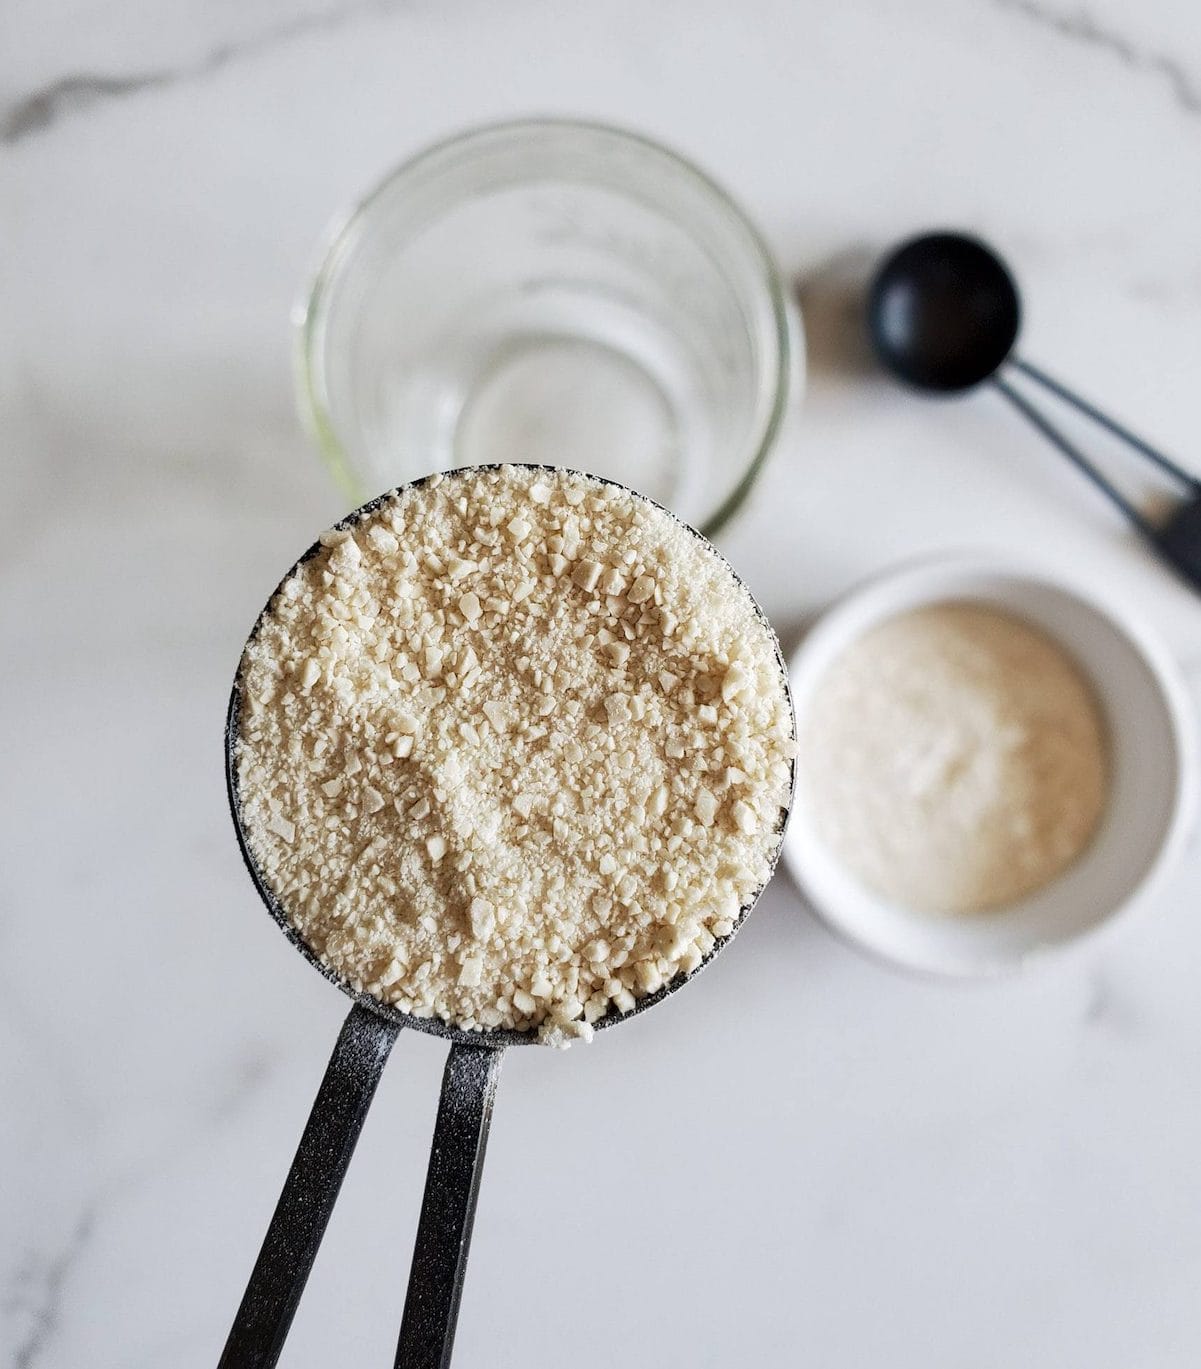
(395, 1042, 505, 1369)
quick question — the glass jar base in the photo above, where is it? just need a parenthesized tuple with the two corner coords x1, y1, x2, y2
(452, 335, 681, 507)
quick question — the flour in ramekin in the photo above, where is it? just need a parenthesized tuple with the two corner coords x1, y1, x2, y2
(801, 602, 1109, 914)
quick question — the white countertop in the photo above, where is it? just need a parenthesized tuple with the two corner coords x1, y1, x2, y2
(5, 3, 1201, 1366)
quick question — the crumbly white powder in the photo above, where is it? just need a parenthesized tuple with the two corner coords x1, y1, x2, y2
(801, 602, 1109, 914)
(235, 466, 794, 1044)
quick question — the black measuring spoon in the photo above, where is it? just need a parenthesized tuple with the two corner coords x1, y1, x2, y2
(868, 231, 1201, 591)
(218, 468, 796, 1369)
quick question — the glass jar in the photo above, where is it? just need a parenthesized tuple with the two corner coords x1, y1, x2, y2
(295, 118, 800, 536)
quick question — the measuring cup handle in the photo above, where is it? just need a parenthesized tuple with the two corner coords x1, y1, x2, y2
(218, 1002, 400, 1369)
(1010, 358, 1200, 493)
(395, 1042, 505, 1369)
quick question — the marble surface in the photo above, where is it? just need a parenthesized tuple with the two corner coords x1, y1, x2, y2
(5, 2, 1201, 1366)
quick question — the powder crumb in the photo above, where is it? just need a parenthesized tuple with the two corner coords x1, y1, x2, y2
(266, 814, 295, 843)
(800, 601, 1109, 914)
(234, 466, 794, 1043)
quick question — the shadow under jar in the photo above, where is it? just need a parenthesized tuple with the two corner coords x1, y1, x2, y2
(296, 119, 798, 537)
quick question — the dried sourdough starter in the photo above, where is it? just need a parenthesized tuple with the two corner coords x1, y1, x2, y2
(235, 467, 794, 1044)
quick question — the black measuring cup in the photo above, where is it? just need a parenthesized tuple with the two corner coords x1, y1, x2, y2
(218, 470, 796, 1369)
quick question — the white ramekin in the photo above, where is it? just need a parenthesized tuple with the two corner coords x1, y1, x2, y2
(781, 555, 1197, 977)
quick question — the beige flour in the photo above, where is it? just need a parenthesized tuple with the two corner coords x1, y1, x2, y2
(801, 602, 1109, 914)
(235, 466, 794, 1044)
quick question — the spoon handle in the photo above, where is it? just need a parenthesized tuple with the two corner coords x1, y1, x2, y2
(1011, 358, 1200, 492)
(395, 1043, 505, 1369)
(991, 375, 1156, 534)
(218, 1003, 401, 1369)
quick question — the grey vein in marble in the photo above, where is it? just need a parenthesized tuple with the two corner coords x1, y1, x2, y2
(6, 1207, 94, 1369)
(0, 1059, 277, 1364)
(0, 0, 406, 146)
(994, 0, 1201, 113)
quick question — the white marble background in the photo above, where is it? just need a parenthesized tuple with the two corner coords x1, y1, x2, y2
(4, 2, 1201, 1366)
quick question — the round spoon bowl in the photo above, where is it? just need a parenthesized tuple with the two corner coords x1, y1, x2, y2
(868, 231, 1021, 392)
